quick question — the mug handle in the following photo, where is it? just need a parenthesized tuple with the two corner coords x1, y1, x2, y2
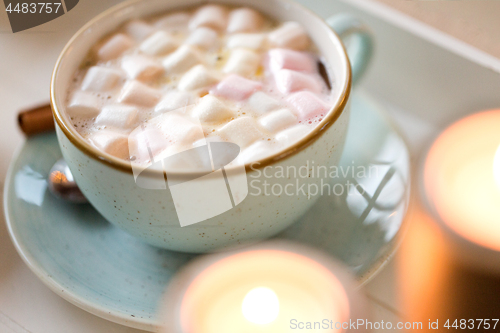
(326, 13, 374, 86)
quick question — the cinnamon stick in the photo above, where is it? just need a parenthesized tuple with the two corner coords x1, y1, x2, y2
(18, 103, 55, 136)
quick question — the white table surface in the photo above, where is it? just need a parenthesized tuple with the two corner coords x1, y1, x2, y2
(0, 0, 457, 331)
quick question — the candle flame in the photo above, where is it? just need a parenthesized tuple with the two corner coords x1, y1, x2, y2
(495, 145, 500, 190)
(242, 287, 279, 325)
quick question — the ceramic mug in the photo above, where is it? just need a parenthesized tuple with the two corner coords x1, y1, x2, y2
(50, 0, 373, 253)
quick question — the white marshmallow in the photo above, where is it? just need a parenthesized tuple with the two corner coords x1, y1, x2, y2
(227, 7, 264, 33)
(129, 112, 204, 164)
(118, 80, 161, 107)
(161, 145, 213, 172)
(81, 66, 123, 92)
(124, 20, 155, 41)
(275, 124, 311, 146)
(227, 33, 267, 50)
(189, 4, 228, 31)
(185, 27, 218, 50)
(247, 92, 282, 114)
(224, 49, 261, 77)
(154, 12, 191, 29)
(191, 95, 235, 123)
(193, 135, 223, 147)
(128, 125, 168, 164)
(150, 112, 205, 147)
(162, 45, 203, 74)
(97, 34, 133, 61)
(88, 130, 129, 159)
(259, 108, 297, 132)
(95, 104, 138, 129)
(268, 22, 310, 50)
(67, 91, 102, 118)
(139, 31, 178, 56)
(218, 117, 263, 148)
(121, 55, 163, 81)
(237, 141, 280, 164)
(178, 65, 219, 91)
(155, 91, 196, 113)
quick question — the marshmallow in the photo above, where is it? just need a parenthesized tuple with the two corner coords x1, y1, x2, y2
(274, 69, 322, 94)
(121, 55, 163, 81)
(130, 112, 204, 164)
(118, 80, 161, 107)
(81, 66, 123, 92)
(224, 49, 261, 77)
(95, 104, 138, 129)
(155, 91, 196, 113)
(189, 4, 228, 31)
(97, 34, 133, 61)
(227, 33, 267, 50)
(212, 74, 262, 101)
(268, 22, 310, 50)
(124, 20, 155, 41)
(151, 112, 205, 148)
(193, 135, 223, 147)
(88, 130, 130, 160)
(287, 91, 330, 120)
(268, 48, 316, 73)
(275, 124, 311, 146)
(259, 108, 297, 132)
(185, 27, 218, 50)
(162, 45, 203, 74)
(191, 95, 235, 123)
(161, 145, 214, 172)
(67, 91, 102, 118)
(237, 141, 279, 164)
(178, 65, 219, 91)
(218, 117, 263, 148)
(155, 12, 191, 29)
(246, 92, 282, 114)
(139, 31, 178, 56)
(128, 125, 167, 164)
(227, 7, 264, 33)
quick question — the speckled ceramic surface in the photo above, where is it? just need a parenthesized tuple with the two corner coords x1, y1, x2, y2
(4, 92, 410, 331)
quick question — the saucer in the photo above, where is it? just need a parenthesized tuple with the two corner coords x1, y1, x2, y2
(4, 91, 410, 331)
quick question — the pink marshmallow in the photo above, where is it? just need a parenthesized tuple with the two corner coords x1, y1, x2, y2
(268, 49, 316, 73)
(212, 74, 262, 101)
(274, 69, 322, 94)
(287, 91, 331, 120)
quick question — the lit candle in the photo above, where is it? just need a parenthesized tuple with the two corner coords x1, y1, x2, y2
(423, 110, 500, 269)
(494, 145, 500, 189)
(401, 111, 500, 325)
(160, 242, 369, 333)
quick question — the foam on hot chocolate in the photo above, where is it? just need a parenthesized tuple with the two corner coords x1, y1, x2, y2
(66, 4, 335, 167)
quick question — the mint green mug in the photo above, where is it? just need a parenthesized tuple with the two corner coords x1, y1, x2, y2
(51, 0, 374, 253)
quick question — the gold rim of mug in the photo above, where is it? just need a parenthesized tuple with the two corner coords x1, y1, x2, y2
(50, 0, 352, 177)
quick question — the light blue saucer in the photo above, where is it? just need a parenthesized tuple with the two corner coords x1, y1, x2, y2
(3, 91, 410, 331)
